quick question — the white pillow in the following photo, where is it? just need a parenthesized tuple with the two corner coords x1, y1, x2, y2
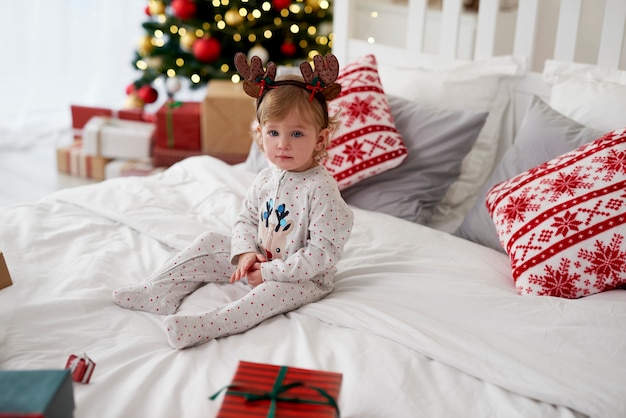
(377, 55, 527, 232)
(543, 60, 626, 133)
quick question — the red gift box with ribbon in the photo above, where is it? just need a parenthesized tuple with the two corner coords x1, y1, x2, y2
(71, 105, 152, 139)
(155, 101, 202, 151)
(211, 361, 342, 418)
(65, 353, 96, 384)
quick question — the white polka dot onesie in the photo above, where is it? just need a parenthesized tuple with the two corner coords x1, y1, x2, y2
(113, 165, 353, 349)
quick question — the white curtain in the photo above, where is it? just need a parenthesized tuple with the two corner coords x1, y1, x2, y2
(0, 0, 154, 148)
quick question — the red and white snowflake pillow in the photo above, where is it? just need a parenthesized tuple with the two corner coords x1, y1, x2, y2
(325, 54, 408, 189)
(486, 128, 626, 298)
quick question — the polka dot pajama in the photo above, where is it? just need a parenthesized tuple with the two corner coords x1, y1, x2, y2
(113, 230, 331, 349)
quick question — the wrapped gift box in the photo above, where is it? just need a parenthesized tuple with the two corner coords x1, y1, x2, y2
(152, 146, 203, 168)
(71, 105, 151, 139)
(65, 353, 96, 384)
(105, 159, 163, 179)
(201, 80, 255, 161)
(213, 361, 341, 418)
(0, 251, 12, 290)
(155, 101, 202, 151)
(83, 116, 155, 159)
(0, 369, 74, 418)
(56, 141, 111, 181)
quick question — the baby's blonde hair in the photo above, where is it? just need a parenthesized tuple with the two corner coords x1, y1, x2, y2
(254, 75, 340, 163)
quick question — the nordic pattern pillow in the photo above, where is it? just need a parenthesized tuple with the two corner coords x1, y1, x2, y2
(325, 54, 408, 189)
(486, 128, 626, 298)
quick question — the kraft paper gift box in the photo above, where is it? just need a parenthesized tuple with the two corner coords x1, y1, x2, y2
(155, 101, 202, 151)
(0, 369, 75, 418)
(0, 251, 12, 290)
(56, 141, 111, 181)
(71, 104, 151, 139)
(83, 116, 155, 159)
(201, 80, 256, 163)
(211, 361, 342, 418)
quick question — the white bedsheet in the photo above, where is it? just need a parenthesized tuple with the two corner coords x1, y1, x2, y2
(1, 156, 623, 418)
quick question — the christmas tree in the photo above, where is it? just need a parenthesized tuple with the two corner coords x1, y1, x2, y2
(127, 0, 334, 107)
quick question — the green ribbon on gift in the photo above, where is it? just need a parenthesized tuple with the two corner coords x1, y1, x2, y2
(210, 366, 340, 418)
(165, 100, 183, 148)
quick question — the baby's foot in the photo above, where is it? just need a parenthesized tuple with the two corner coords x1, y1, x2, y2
(164, 313, 214, 349)
(112, 281, 180, 315)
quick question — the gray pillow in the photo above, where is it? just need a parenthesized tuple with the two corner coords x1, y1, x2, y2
(341, 95, 487, 224)
(455, 96, 603, 252)
(242, 95, 487, 225)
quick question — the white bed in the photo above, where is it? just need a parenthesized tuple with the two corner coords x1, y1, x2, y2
(2, 1, 626, 417)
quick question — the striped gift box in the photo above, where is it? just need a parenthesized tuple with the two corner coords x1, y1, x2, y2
(212, 361, 342, 418)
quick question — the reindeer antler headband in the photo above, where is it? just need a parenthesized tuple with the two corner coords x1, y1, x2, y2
(234, 52, 341, 105)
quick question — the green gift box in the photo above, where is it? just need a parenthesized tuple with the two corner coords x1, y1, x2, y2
(0, 369, 75, 418)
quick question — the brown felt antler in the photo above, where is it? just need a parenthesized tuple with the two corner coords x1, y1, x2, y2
(234, 52, 277, 98)
(300, 54, 341, 101)
(234, 51, 341, 102)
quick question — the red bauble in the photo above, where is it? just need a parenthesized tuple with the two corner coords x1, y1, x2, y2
(125, 83, 137, 96)
(280, 41, 297, 57)
(193, 37, 221, 63)
(144, 5, 152, 16)
(272, 0, 291, 10)
(137, 85, 159, 104)
(171, 0, 196, 20)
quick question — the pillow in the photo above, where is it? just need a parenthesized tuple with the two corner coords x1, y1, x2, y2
(543, 60, 626, 133)
(456, 96, 603, 252)
(376, 55, 527, 232)
(341, 95, 486, 224)
(325, 54, 408, 189)
(485, 128, 626, 298)
(241, 55, 409, 190)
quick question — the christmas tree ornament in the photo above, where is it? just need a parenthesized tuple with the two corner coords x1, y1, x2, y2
(166, 77, 182, 98)
(137, 85, 159, 104)
(280, 40, 297, 57)
(148, 0, 166, 16)
(305, 0, 321, 11)
(138, 35, 154, 56)
(124, 93, 145, 110)
(247, 45, 269, 64)
(272, 0, 292, 11)
(171, 0, 197, 20)
(193, 37, 222, 63)
(224, 8, 244, 26)
(179, 31, 197, 52)
(125, 83, 137, 96)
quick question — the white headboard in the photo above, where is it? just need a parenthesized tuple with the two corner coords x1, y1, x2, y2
(332, 0, 626, 73)
(332, 0, 626, 135)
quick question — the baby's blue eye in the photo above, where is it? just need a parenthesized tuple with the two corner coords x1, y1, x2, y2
(268, 130, 278, 137)
(292, 131, 303, 138)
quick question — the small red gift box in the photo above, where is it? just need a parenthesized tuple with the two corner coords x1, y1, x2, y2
(155, 101, 202, 151)
(65, 353, 96, 384)
(211, 361, 342, 418)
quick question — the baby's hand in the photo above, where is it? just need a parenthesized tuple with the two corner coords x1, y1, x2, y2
(230, 253, 266, 284)
(246, 262, 264, 287)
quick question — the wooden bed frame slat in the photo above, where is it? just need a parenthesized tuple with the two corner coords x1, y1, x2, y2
(474, 0, 500, 59)
(405, 0, 428, 54)
(439, 0, 464, 59)
(598, 0, 626, 69)
(512, 0, 539, 68)
(554, 0, 582, 63)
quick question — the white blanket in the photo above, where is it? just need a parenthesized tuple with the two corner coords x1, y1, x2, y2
(1, 156, 623, 417)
